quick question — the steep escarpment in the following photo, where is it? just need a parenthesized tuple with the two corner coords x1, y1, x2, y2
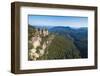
(28, 25, 86, 60)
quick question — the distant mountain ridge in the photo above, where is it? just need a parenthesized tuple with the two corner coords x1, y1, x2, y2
(30, 25, 54, 29)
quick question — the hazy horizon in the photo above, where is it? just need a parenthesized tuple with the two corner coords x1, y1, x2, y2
(29, 24, 88, 29)
(28, 15, 88, 28)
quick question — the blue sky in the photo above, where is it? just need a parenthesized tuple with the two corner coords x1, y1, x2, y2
(28, 15, 88, 28)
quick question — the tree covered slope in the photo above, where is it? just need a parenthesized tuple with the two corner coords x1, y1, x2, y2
(49, 26, 88, 58)
(46, 35, 81, 59)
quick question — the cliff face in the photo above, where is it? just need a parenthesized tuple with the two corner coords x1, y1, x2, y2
(28, 26, 54, 60)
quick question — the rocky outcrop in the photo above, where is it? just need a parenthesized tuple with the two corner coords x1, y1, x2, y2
(29, 28, 54, 60)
